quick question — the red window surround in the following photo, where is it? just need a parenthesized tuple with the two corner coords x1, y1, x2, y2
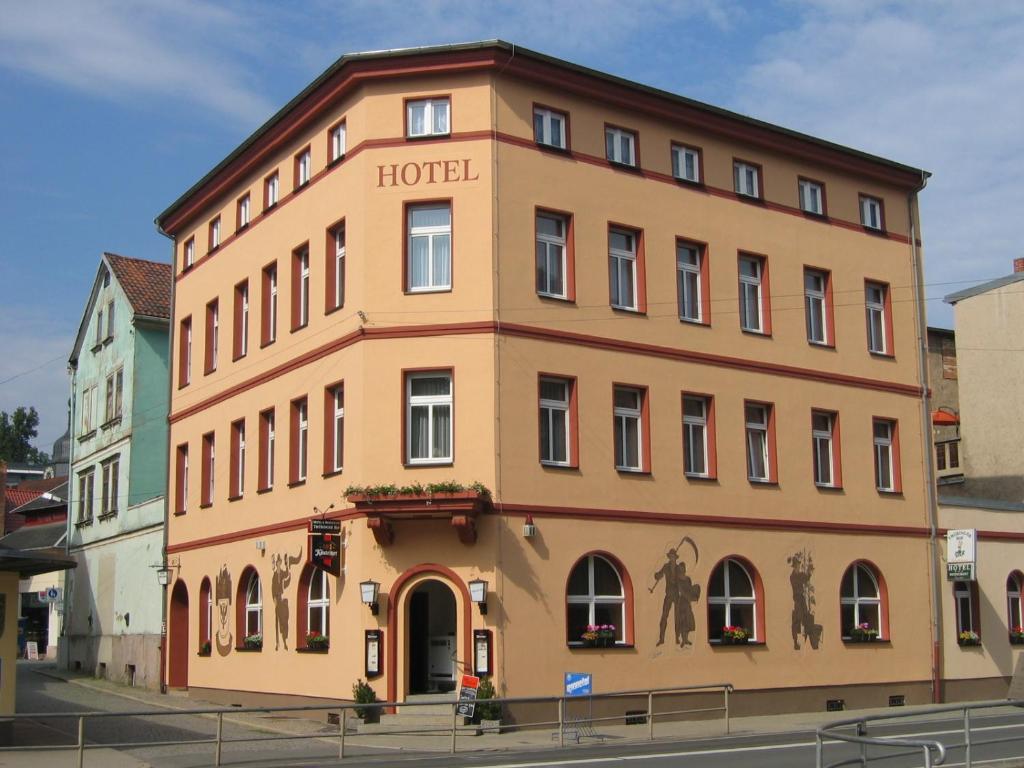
(235, 565, 259, 645)
(708, 555, 767, 642)
(745, 399, 779, 483)
(296, 563, 327, 648)
(229, 418, 245, 500)
(812, 408, 842, 488)
(866, 278, 895, 357)
(289, 396, 307, 485)
(874, 417, 903, 493)
(236, 193, 250, 231)
(536, 207, 576, 302)
(564, 550, 635, 646)
(323, 382, 344, 476)
(204, 299, 218, 375)
(847, 560, 892, 640)
(200, 432, 214, 508)
(199, 577, 212, 646)
(258, 408, 275, 492)
(682, 391, 717, 479)
(291, 243, 310, 332)
(325, 218, 345, 314)
(806, 265, 835, 347)
(261, 262, 277, 347)
(177, 316, 191, 389)
(798, 176, 829, 217)
(402, 198, 454, 294)
(613, 382, 651, 473)
(233, 280, 248, 361)
(608, 223, 647, 313)
(293, 144, 311, 190)
(208, 216, 221, 252)
(739, 251, 772, 336)
(537, 372, 579, 469)
(677, 237, 711, 326)
(174, 443, 188, 515)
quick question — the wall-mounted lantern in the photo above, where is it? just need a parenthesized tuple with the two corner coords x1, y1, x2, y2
(469, 578, 488, 615)
(360, 580, 380, 615)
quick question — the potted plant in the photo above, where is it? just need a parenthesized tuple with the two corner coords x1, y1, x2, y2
(474, 677, 502, 733)
(721, 626, 749, 644)
(958, 630, 981, 647)
(198, 640, 212, 656)
(305, 631, 329, 651)
(849, 623, 879, 642)
(243, 633, 263, 650)
(1011, 627, 1024, 645)
(597, 624, 616, 647)
(352, 678, 379, 723)
(580, 626, 600, 647)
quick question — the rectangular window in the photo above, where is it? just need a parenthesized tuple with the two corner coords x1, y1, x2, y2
(738, 255, 768, 333)
(103, 368, 123, 422)
(799, 178, 825, 215)
(745, 402, 776, 482)
(292, 246, 310, 330)
(804, 268, 831, 345)
(78, 469, 95, 522)
(201, 432, 215, 507)
(407, 203, 451, 292)
(671, 144, 701, 183)
(295, 147, 311, 188)
(237, 193, 251, 230)
(683, 395, 715, 478)
(734, 160, 760, 198)
(205, 299, 219, 373)
(95, 308, 103, 346)
(326, 222, 345, 312)
(539, 377, 573, 466)
(533, 106, 567, 149)
(536, 212, 567, 299)
(264, 171, 279, 210)
(609, 228, 638, 311)
(175, 444, 188, 514)
(955, 581, 978, 635)
(677, 241, 707, 323)
(178, 316, 192, 387)
(812, 410, 839, 487)
(233, 280, 249, 360)
(407, 98, 449, 137)
(873, 418, 900, 492)
(865, 281, 891, 355)
(613, 386, 646, 472)
(81, 386, 95, 434)
(860, 195, 884, 230)
(106, 300, 115, 340)
(291, 398, 308, 483)
(230, 419, 245, 499)
(183, 237, 195, 269)
(261, 263, 278, 346)
(605, 126, 636, 166)
(330, 121, 347, 162)
(324, 384, 344, 474)
(259, 409, 275, 490)
(406, 372, 453, 464)
(101, 456, 119, 516)
(209, 217, 221, 251)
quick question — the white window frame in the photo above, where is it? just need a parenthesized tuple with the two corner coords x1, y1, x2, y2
(536, 213, 567, 299)
(955, 580, 974, 634)
(239, 194, 250, 228)
(841, 563, 882, 639)
(605, 126, 636, 166)
(866, 282, 887, 354)
(709, 559, 757, 641)
(298, 249, 310, 327)
(308, 568, 330, 636)
(181, 448, 189, 513)
(745, 403, 770, 482)
(334, 227, 346, 308)
(861, 195, 883, 230)
(101, 456, 119, 516)
(204, 584, 213, 644)
(812, 411, 835, 487)
(331, 122, 347, 161)
(533, 107, 566, 149)
(566, 555, 625, 645)
(683, 395, 709, 477)
(77, 469, 95, 522)
(671, 144, 700, 183)
(738, 256, 764, 333)
(677, 243, 702, 322)
(266, 173, 279, 208)
(799, 179, 824, 214)
(539, 377, 571, 466)
(245, 572, 262, 637)
(331, 387, 344, 473)
(874, 420, 894, 491)
(240, 283, 249, 357)
(236, 421, 245, 496)
(613, 387, 643, 472)
(407, 204, 452, 292)
(406, 98, 450, 137)
(609, 229, 638, 311)
(297, 400, 308, 482)
(265, 411, 276, 488)
(297, 149, 311, 187)
(734, 161, 760, 198)
(805, 269, 828, 345)
(268, 266, 278, 343)
(210, 217, 221, 249)
(206, 434, 215, 503)
(406, 373, 453, 464)
(210, 302, 219, 370)
(185, 320, 192, 385)
(184, 238, 195, 268)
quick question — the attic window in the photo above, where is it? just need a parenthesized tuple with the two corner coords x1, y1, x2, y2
(103, 270, 111, 288)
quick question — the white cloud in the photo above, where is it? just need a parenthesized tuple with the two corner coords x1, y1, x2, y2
(0, 0, 275, 125)
(734, 1, 1024, 326)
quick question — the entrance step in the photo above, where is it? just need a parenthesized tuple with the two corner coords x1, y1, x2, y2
(397, 693, 456, 715)
(356, 693, 465, 735)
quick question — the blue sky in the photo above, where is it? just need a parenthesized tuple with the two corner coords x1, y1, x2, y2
(1, 0, 1022, 451)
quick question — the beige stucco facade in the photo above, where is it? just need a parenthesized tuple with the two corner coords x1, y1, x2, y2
(157, 43, 940, 714)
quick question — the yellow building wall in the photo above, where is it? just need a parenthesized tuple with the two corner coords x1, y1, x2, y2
(0, 572, 19, 716)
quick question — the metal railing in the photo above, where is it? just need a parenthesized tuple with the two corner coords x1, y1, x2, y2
(2, 681, 732, 766)
(816, 698, 1024, 768)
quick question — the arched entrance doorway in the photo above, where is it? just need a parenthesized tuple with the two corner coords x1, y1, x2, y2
(168, 580, 189, 688)
(408, 579, 457, 694)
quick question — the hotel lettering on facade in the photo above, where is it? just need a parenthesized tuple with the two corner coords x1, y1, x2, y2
(156, 42, 935, 711)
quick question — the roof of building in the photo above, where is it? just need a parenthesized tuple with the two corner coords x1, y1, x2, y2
(105, 252, 172, 320)
(0, 544, 75, 577)
(4, 477, 64, 511)
(9, 481, 67, 515)
(156, 40, 929, 232)
(0, 521, 66, 551)
(938, 495, 1024, 513)
(944, 272, 1024, 304)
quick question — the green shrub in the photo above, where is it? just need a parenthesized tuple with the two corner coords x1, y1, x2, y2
(352, 678, 378, 719)
(475, 678, 501, 721)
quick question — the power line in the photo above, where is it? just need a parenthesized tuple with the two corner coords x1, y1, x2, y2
(0, 354, 65, 387)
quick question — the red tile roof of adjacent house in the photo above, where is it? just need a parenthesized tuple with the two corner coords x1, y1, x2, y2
(105, 253, 172, 320)
(5, 488, 43, 511)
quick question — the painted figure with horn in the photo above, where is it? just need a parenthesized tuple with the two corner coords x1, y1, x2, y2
(272, 548, 303, 650)
(650, 536, 701, 647)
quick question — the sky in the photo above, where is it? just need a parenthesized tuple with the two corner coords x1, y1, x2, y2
(1, 0, 1022, 453)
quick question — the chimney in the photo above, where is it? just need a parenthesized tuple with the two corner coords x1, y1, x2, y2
(1015, 258, 1024, 274)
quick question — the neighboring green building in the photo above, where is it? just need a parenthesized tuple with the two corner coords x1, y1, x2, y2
(63, 253, 171, 688)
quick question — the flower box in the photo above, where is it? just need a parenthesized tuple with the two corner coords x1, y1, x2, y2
(305, 632, 330, 651)
(849, 624, 879, 643)
(242, 634, 263, 651)
(1011, 634, 1024, 645)
(720, 626, 750, 644)
(720, 635, 750, 645)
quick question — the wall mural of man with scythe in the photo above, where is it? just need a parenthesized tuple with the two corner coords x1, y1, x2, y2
(650, 536, 701, 647)
(215, 565, 233, 657)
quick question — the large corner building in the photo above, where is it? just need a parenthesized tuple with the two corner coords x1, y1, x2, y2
(155, 42, 936, 713)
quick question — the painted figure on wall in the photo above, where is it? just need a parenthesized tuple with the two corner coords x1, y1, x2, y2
(788, 549, 823, 649)
(215, 565, 233, 656)
(650, 537, 701, 647)
(271, 549, 303, 650)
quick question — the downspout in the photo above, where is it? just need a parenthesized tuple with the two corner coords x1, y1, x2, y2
(62, 361, 78, 668)
(908, 172, 942, 702)
(154, 218, 177, 694)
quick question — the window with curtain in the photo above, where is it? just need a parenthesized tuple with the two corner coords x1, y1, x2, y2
(840, 562, 882, 638)
(308, 568, 330, 637)
(566, 554, 625, 644)
(407, 373, 452, 463)
(245, 572, 262, 637)
(408, 204, 451, 291)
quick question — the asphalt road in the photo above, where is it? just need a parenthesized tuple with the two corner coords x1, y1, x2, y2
(11, 662, 1024, 767)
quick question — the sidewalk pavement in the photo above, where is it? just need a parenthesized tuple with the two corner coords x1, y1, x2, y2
(17, 664, 1022, 766)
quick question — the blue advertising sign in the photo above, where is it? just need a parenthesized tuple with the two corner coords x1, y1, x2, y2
(564, 672, 592, 697)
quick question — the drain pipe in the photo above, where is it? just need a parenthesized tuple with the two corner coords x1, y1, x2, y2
(908, 172, 942, 702)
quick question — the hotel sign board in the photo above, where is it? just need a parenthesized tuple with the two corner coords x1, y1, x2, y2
(308, 519, 342, 577)
(946, 529, 977, 581)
